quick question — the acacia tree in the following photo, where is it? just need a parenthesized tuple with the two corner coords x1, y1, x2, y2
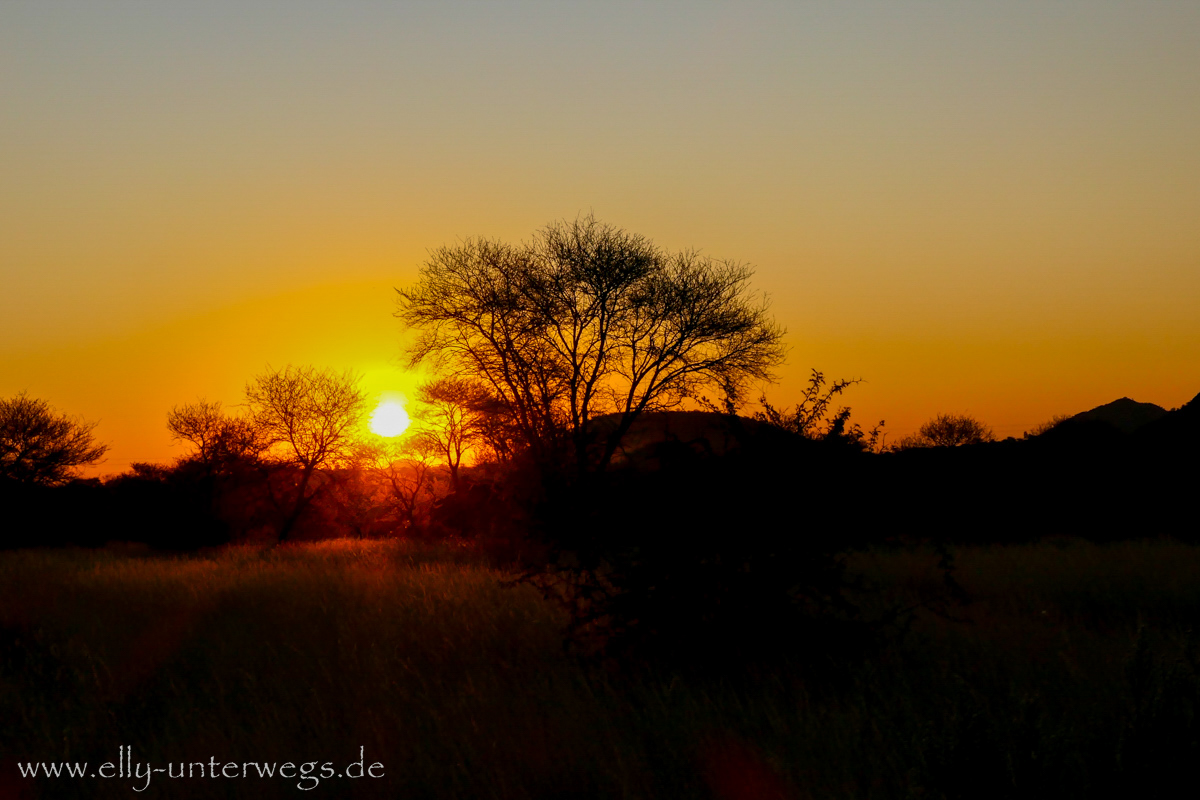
(897, 413, 995, 449)
(397, 215, 786, 474)
(167, 399, 269, 470)
(244, 365, 369, 540)
(0, 393, 108, 484)
(398, 236, 565, 464)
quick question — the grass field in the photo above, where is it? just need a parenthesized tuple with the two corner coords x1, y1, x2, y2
(3, 537, 1199, 799)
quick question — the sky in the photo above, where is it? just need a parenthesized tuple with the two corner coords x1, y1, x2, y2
(2, 2, 1198, 473)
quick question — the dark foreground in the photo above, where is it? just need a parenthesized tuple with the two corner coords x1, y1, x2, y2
(3, 537, 1199, 799)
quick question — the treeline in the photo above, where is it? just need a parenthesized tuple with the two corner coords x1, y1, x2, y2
(5, 381, 1195, 553)
(876, 400, 1200, 543)
(3, 379, 1198, 669)
(0, 458, 416, 551)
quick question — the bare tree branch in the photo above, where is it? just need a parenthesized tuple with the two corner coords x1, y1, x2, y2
(243, 365, 369, 540)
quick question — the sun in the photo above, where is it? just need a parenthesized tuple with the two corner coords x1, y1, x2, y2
(369, 397, 411, 437)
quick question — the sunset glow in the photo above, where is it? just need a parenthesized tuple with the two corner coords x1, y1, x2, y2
(5, 5, 1200, 788)
(369, 398, 411, 438)
(1, 3, 1197, 473)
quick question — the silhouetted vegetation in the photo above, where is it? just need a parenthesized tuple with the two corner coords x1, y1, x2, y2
(5, 374, 1200, 799)
(167, 399, 270, 469)
(753, 368, 885, 452)
(411, 377, 508, 491)
(1022, 412, 1073, 438)
(6, 264, 1200, 796)
(525, 421, 879, 670)
(243, 365, 371, 541)
(894, 411, 995, 449)
(0, 463, 228, 551)
(396, 214, 787, 475)
(0, 393, 108, 485)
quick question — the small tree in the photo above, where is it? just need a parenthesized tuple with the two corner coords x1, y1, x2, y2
(413, 377, 500, 491)
(897, 413, 994, 449)
(167, 399, 269, 469)
(754, 369, 885, 451)
(1023, 414, 1072, 439)
(363, 434, 441, 533)
(0, 393, 108, 484)
(244, 365, 369, 540)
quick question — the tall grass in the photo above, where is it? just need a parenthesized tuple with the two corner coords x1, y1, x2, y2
(3, 537, 1199, 798)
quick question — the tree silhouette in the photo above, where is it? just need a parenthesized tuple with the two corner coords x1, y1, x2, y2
(397, 214, 786, 473)
(244, 365, 369, 540)
(0, 393, 108, 484)
(897, 413, 994, 449)
(413, 377, 497, 492)
(167, 399, 269, 470)
(363, 434, 441, 533)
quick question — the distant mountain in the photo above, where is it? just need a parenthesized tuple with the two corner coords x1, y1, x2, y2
(1068, 397, 1167, 434)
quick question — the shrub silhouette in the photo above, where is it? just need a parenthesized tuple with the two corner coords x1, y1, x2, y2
(753, 368, 885, 452)
(0, 393, 108, 485)
(1023, 413, 1073, 438)
(521, 418, 882, 670)
(897, 413, 994, 449)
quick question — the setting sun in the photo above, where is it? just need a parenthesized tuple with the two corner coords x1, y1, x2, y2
(369, 397, 411, 438)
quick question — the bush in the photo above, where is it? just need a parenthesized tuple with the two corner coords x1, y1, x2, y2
(896, 413, 995, 449)
(523, 425, 884, 670)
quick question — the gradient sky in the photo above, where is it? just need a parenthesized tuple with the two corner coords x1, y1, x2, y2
(3, 2, 1198, 473)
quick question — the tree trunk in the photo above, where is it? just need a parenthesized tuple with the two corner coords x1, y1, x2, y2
(278, 464, 316, 542)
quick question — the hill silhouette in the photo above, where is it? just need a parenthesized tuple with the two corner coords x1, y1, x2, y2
(1068, 397, 1167, 434)
(1136, 391, 1200, 451)
(1034, 396, 1166, 451)
(865, 389, 1198, 543)
(589, 410, 806, 468)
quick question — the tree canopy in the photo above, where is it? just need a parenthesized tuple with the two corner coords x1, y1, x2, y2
(167, 399, 269, 469)
(245, 365, 369, 471)
(396, 215, 786, 472)
(897, 413, 995, 449)
(244, 365, 369, 539)
(0, 393, 108, 484)
(411, 377, 505, 491)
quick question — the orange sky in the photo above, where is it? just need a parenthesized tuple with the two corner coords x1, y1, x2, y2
(2, 3, 1198, 474)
